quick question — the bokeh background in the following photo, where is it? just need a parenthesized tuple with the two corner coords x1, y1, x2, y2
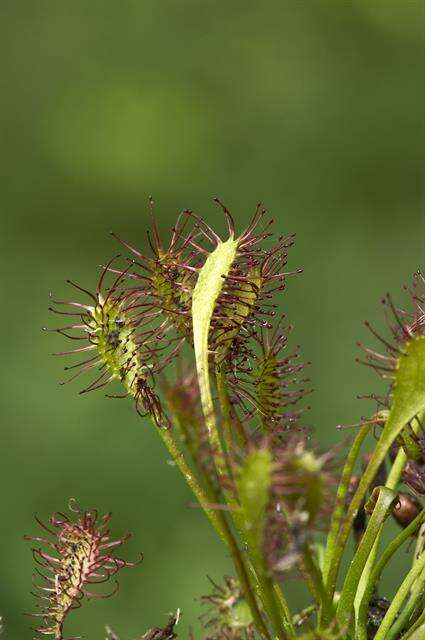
(1, 1, 424, 637)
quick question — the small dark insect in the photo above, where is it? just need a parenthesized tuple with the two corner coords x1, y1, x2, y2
(367, 596, 391, 639)
(168, 266, 180, 281)
(115, 317, 126, 328)
(107, 329, 121, 347)
(135, 376, 169, 427)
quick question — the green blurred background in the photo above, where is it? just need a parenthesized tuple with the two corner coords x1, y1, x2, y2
(1, 1, 424, 637)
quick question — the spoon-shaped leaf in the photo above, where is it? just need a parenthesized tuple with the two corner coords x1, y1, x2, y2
(192, 235, 239, 448)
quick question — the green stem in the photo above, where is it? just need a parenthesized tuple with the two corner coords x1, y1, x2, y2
(386, 446, 408, 490)
(216, 368, 234, 452)
(352, 446, 409, 628)
(216, 368, 247, 447)
(400, 609, 425, 639)
(216, 369, 294, 638)
(255, 565, 290, 639)
(273, 583, 296, 638)
(322, 423, 370, 609)
(374, 550, 425, 640)
(385, 521, 425, 640)
(191, 277, 272, 634)
(413, 521, 425, 565)
(354, 538, 378, 630)
(353, 417, 424, 632)
(156, 426, 270, 638)
(388, 573, 425, 640)
(244, 531, 292, 639)
(225, 528, 273, 640)
(336, 487, 397, 630)
(292, 604, 316, 628)
(157, 428, 226, 542)
(356, 509, 425, 640)
(212, 524, 272, 637)
(215, 368, 240, 484)
(302, 544, 333, 624)
(326, 412, 422, 610)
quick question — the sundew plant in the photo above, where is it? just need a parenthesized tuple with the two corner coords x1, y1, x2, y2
(28, 202, 425, 638)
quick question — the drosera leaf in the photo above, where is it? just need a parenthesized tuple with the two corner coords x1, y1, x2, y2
(349, 336, 425, 525)
(237, 448, 273, 556)
(214, 264, 262, 365)
(356, 508, 425, 640)
(236, 447, 295, 639)
(325, 335, 425, 606)
(386, 336, 425, 436)
(374, 546, 425, 640)
(335, 486, 398, 631)
(192, 235, 239, 449)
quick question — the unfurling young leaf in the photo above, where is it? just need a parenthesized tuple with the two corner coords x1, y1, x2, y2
(237, 447, 273, 550)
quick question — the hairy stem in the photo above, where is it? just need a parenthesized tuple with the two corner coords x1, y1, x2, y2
(302, 544, 333, 625)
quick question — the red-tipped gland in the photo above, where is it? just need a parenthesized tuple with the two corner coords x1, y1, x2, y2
(228, 318, 310, 435)
(358, 272, 425, 381)
(47, 261, 172, 427)
(186, 200, 301, 376)
(113, 204, 199, 342)
(26, 500, 142, 639)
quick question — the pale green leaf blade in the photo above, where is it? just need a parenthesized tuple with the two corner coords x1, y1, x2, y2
(237, 448, 273, 547)
(192, 236, 239, 438)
